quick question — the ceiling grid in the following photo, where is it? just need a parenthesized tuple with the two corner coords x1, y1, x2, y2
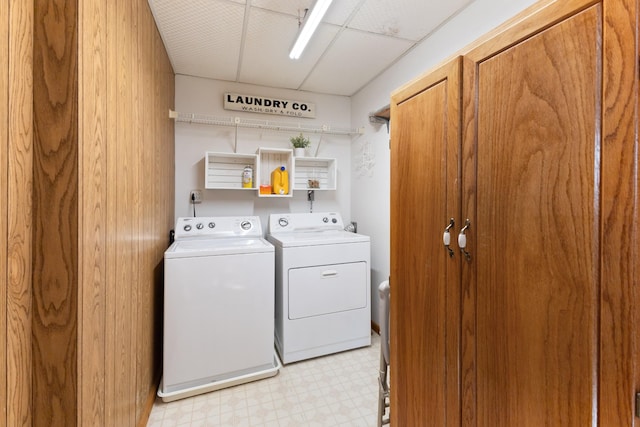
(148, 0, 474, 96)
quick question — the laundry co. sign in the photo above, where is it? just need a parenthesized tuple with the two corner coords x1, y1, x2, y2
(224, 93, 316, 118)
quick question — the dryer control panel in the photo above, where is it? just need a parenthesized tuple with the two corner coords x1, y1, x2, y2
(174, 216, 262, 240)
(268, 212, 344, 233)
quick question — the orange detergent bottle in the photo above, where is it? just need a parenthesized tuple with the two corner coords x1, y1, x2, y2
(270, 166, 289, 195)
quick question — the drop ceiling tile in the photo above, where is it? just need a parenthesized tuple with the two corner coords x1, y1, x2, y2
(148, 0, 245, 80)
(300, 28, 412, 96)
(252, 0, 362, 27)
(348, 0, 473, 41)
(317, 0, 364, 26)
(239, 8, 340, 89)
(250, 0, 306, 17)
(148, 0, 480, 96)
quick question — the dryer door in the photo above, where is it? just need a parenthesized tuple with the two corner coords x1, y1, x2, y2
(288, 262, 367, 320)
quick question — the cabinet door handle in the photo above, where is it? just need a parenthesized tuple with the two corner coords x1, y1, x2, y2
(443, 218, 455, 258)
(458, 219, 471, 261)
(322, 270, 338, 277)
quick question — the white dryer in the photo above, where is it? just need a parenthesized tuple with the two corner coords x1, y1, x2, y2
(158, 216, 280, 402)
(267, 212, 371, 364)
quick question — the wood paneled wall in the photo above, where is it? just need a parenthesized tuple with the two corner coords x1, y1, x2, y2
(33, 0, 78, 425)
(4, 1, 34, 426)
(1, 0, 174, 425)
(0, 0, 8, 423)
(76, 0, 174, 425)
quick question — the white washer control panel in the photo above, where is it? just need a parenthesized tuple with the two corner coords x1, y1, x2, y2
(174, 216, 261, 239)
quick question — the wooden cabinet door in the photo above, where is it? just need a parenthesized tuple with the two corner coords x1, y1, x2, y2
(390, 58, 461, 427)
(389, 1, 637, 425)
(462, 3, 608, 425)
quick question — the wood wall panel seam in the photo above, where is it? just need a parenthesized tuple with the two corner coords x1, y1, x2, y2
(0, 0, 9, 425)
(104, 0, 117, 424)
(135, 6, 151, 421)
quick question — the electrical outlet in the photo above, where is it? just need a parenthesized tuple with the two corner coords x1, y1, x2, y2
(190, 190, 202, 204)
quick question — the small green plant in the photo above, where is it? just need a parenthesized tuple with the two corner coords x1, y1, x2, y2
(290, 133, 310, 149)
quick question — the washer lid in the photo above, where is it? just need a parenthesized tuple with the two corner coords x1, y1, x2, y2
(267, 229, 370, 247)
(165, 238, 274, 258)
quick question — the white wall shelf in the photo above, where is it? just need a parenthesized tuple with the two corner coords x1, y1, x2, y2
(293, 157, 337, 191)
(256, 148, 293, 198)
(170, 110, 364, 136)
(205, 152, 258, 190)
(204, 149, 337, 195)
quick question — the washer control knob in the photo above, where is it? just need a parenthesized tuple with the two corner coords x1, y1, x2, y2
(323, 217, 329, 223)
(196, 223, 204, 230)
(278, 218, 289, 227)
(208, 222, 215, 229)
(183, 224, 192, 232)
(241, 220, 252, 230)
(332, 218, 337, 224)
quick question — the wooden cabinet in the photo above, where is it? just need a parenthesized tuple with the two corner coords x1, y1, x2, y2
(390, 58, 462, 427)
(390, 0, 638, 425)
(465, 5, 600, 425)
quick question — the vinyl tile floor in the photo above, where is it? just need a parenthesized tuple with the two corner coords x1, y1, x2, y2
(147, 333, 383, 427)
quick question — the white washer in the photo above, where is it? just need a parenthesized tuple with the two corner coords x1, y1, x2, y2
(267, 212, 371, 364)
(158, 216, 280, 402)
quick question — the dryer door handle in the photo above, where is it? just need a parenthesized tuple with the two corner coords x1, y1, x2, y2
(321, 270, 338, 278)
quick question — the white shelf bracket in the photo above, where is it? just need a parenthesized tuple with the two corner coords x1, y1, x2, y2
(314, 126, 327, 157)
(234, 117, 241, 153)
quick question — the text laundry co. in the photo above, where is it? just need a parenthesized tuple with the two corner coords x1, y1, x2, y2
(224, 93, 316, 118)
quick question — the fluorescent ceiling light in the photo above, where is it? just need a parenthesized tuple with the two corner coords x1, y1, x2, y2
(289, 0, 333, 60)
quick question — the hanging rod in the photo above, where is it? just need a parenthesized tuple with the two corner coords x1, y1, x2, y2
(169, 110, 364, 136)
